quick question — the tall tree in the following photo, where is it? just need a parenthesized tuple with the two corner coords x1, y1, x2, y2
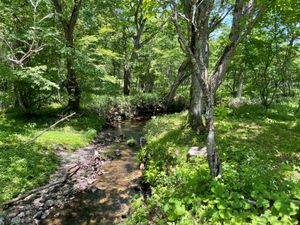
(52, 0, 82, 110)
(117, 0, 166, 95)
(171, 0, 272, 177)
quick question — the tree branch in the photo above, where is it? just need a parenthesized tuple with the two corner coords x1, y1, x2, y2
(26, 112, 76, 144)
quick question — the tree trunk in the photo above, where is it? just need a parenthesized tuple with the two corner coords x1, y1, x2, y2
(65, 56, 80, 110)
(14, 84, 27, 113)
(165, 59, 189, 103)
(123, 63, 131, 96)
(236, 72, 244, 98)
(206, 93, 221, 177)
(189, 71, 205, 133)
(64, 27, 80, 110)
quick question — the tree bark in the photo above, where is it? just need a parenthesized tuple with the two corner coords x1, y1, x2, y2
(189, 71, 206, 132)
(206, 93, 221, 177)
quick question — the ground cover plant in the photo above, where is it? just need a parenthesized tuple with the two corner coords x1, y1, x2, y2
(126, 98, 300, 224)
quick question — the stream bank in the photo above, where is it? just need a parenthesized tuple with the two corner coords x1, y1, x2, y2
(1, 118, 148, 225)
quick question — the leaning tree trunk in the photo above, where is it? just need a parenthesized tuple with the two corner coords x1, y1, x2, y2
(165, 59, 190, 103)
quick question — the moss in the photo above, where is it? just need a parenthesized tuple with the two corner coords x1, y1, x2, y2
(127, 138, 138, 147)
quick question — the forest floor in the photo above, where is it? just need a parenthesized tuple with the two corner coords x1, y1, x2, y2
(1, 98, 300, 224)
(126, 99, 300, 224)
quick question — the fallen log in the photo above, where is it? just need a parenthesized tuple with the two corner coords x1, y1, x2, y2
(3, 164, 80, 207)
(26, 112, 76, 144)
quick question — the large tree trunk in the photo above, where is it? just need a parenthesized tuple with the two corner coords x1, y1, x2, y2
(64, 26, 80, 110)
(188, 8, 208, 133)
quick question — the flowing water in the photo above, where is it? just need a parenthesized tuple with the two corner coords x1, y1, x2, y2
(41, 119, 147, 225)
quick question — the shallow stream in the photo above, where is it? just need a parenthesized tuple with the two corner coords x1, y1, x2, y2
(40, 119, 147, 225)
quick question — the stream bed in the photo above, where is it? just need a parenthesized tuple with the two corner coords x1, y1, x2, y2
(40, 119, 147, 225)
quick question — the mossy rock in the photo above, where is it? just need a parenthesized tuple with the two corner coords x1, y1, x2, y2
(127, 138, 137, 147)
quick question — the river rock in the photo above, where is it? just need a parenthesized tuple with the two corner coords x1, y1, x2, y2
(41, 210, 50, 220)
(8, 211, 18, 218)
(17, 212, 25, 218)
(11, 216, 21, 225)
(33, 211, 43, 219)
(33, 197, 42, 209)
(25, 217, 32, 224)
(45, 200, 54, 208)
(62, 186, 71, 196)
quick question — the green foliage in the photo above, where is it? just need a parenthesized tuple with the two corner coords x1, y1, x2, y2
(83, 93, 163, 119)
(128, 100, 300, 224)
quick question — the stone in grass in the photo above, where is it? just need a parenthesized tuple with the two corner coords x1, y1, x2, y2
(187, 146, 207, 161)
(127, 138, 137, 147)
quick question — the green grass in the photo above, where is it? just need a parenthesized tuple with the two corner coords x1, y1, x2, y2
(126, 99, 300, 225)
(0, 106, 104, 203)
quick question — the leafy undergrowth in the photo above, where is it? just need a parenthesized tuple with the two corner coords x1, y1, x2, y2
(126, 100, 300, 225)
(0, 106, 105, 203)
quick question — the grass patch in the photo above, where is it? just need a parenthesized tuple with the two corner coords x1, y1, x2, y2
(0, 106, 105, 203)
(126, 101, 300, 225)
